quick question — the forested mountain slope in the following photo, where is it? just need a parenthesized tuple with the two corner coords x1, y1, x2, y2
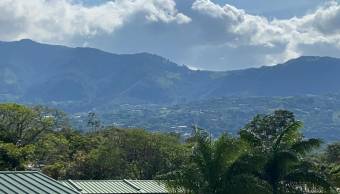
(1, 40, 340, 111)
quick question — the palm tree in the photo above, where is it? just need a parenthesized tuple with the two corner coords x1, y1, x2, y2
(165, 127, 247, 194)
(165, 111, 335, 194)
(238, 110, 335, 194)
(318, 142, 340, 190)
(165, 127, 271, 194)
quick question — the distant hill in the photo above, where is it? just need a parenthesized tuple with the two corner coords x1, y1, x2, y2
(0, 39, 217, 109)
(1, 40, 340, 111)
(94, 95, 340, 142)
(210, 56, 340, 97)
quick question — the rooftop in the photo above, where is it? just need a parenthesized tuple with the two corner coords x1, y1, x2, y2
(60, 179, 169, 194)
(0, 171, 79, 194)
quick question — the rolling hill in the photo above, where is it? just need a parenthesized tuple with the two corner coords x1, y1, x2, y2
(0, 39, 216, 108)
(1, 39, 340, 111)
(1, 39, 340, 141)
(93, 95, 340, 142)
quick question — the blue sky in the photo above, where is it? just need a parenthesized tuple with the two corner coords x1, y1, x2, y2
(0, 0, 339, 71)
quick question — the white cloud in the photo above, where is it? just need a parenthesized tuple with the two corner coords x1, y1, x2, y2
(191, 0, 340, 66)
(0, 0, 190, 42)
(0, 0, 340, 70)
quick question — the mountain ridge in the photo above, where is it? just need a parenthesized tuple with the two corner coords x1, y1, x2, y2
(1, 39, 340, 111)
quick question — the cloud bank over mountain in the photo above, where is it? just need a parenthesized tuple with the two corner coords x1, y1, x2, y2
(0, 0, 190, 40)
(0, 0, 339, 70)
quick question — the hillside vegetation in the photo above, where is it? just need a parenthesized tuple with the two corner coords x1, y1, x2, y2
(77, 95, 340, 142)
(0, 103, 338, 193)
(2, 40, 340, 142)
(1, 40, 340, 109)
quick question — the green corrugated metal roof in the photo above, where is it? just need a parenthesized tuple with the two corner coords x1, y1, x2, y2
(124, 180, 168, 193)
(60, 180, 169, 194)
(0, 171, 80, 194)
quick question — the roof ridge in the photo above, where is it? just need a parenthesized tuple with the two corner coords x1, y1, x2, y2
(123, 179, 145, 193)
(67, 180, 83, 192)
(0, 171, 39, 173)
(71, 180, 124, 182)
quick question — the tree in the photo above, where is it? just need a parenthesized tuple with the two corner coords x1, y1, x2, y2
(0, 143, 34, 170)
(65, 128, 188, 180)
(32, 105, 71, 131)
(321, 142, 340, 188)
(87, 112, 101, 132)
(97, 128, 188, 179)
(72, 141, 125, 179)
(166, 128, 248, 194)
(0, 104, 53, 146)
(239, 110, 334, 194)
(0, 104, 53, 170)
(325, 142, 340, 164)
(34, 133, 71, 179)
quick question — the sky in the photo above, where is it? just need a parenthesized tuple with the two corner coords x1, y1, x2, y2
(0, 0, 340, 71)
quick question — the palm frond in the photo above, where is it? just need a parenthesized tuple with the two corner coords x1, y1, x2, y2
(330, 165, 340, 175)
(228, 153, 266, 177)
(263, 150, 299, 183)
(273, 121, 303, 151)
(290, 138, 322, 155)
(284, 170, 333, 193)
(161, 164, 204, 194)
(275, 150, 299, 164)
(214, 134, 244, 167)
(225, 174, 272, 194)
(239, 129, 262, 148)
(293, 160, 316, 171)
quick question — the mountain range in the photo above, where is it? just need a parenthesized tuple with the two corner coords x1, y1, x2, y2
(1, 39, 340, 111)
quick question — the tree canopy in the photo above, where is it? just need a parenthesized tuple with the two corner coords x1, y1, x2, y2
(0, 104, 337, 194)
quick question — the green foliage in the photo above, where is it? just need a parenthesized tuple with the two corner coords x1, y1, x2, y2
(325, 143, 340, 164)
(87, 112, 101, 132)
(0, 103, 55, 170)
(39, 127, 190, 180)
(34, 133, 72, 179)
(33, 105, 71, 130)
(0, 103, 53, 146)
(95, 95, 340, 142)
(73, 141, 124, 179)
(167, 111, 336, 194)
(319, 143, 340, 188)
(0, 103, 337, 194)
(0, 143, 35, 170)
(165, 128, 248, 194)
(88, 128, 188, 180)
(240, 110, 334, 194)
